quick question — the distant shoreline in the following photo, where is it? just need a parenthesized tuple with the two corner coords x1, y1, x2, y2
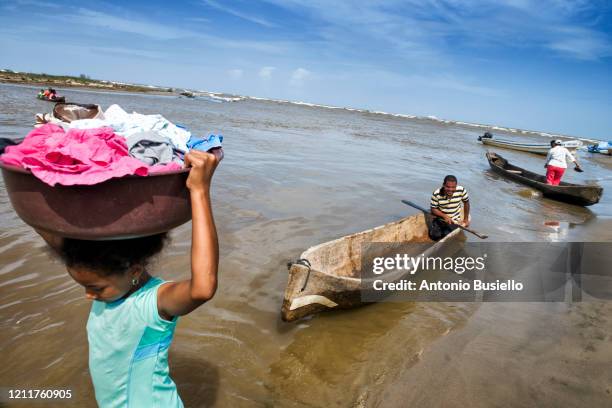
(0, 69, 181, 96)
(1, 69, 598, 142)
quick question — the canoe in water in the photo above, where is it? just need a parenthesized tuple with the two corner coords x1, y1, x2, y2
(587, 141, 612, 155)
(281, 213, 463, 322)
(37, 95, 66, 103)
(486, 152, 603, 206)
(479, 133, 582, 155)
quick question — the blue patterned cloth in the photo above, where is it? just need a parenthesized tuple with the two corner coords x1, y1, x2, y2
(187, 134, 223, 152)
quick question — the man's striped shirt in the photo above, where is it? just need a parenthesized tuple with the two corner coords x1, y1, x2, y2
(430, 185, 469, 222)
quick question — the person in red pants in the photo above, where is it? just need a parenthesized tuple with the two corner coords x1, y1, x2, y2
(545, 140, 582, 185)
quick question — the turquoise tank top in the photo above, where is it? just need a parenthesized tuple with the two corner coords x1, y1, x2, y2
(86, 277, 183, 407)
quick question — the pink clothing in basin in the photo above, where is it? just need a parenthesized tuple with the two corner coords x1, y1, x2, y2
(0, 124, 181, 186)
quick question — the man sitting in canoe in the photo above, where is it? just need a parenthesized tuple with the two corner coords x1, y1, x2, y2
(545, 140, 582, 185)
(429, 175, 470, 240)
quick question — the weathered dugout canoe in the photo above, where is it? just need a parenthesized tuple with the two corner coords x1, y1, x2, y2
(486, 152, 603, 206)
(281, 213, 463, 322)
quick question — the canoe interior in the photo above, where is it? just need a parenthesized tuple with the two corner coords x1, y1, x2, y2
(53, 103, 102, 122)
(300, 213, 433, 279)
(489, 152, 580, 187)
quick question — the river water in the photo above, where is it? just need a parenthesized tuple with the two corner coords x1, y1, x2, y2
(0, 83, 610, 407)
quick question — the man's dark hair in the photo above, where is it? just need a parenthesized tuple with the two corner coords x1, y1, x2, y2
(58, 233, 168, 276)
(550, 140, 556, 147)
(443, 175, 457, 184)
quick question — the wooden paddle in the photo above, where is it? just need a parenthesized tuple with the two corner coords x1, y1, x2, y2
(401, 200, 489, 239)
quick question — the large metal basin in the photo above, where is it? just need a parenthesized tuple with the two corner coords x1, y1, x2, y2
(1, 162, 191, 240)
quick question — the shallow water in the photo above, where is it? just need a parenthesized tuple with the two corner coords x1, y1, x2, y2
(0, 83, 610, 407)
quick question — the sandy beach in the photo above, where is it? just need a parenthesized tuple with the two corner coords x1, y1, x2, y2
(380, 301, 612, 407)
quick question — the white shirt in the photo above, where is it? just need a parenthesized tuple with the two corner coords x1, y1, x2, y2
(546, 146, 575, 169)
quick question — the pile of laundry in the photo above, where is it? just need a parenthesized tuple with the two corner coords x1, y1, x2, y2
(0, 104, 223, 186)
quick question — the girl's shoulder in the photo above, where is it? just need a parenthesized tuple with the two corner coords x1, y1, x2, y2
(131, 277, 177, 331)
(141, 276, 165, 292)
(124, 276, 163, 303)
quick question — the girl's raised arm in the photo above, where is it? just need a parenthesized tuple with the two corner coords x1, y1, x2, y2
(157, 150, 220, 319)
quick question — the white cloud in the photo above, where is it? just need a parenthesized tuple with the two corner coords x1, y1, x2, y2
(263, 0, 612, 61)
(353, 68, 502, 97)
(412, 74, 501, 97)
(186, 16, 211, 23)
(43, 7, 288, 54)
(2, 0, 63, 13)
(92, 46, 167, 60)
(229, 69, 243, 79)
(14, 0, 61, 8)
(546, 26, 612, 60)
(74, 8, 195, 40)
(290, 68, 310, 86)
(199, 36, 286, 53)
(202, 0, 276, 28)
(259, 66, 276, 79)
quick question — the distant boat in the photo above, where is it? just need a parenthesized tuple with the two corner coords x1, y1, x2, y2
(478, 132, 582, 155)
(587, 141, 611, 155)
(37, 94, 65, 103)
(486, 152, 603, 206)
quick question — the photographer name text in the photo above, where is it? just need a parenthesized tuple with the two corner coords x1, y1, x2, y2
(372, 279, 524, 291)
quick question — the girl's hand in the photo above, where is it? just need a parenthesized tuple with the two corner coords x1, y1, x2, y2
(184, 150, 219, 193)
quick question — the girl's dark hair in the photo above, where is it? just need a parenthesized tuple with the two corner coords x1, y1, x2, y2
(58, 233, 168, 276)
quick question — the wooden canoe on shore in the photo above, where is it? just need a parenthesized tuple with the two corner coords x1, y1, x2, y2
(486, 152, 603, 206)
(479, 133, 582, 155)
(281, 213, 463, 322)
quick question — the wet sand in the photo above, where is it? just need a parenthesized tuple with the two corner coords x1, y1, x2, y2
(380, 302, 612, 407)
(0, 83, 611, 407)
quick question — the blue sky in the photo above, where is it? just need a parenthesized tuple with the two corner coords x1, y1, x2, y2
(1, 0, 611, 138)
